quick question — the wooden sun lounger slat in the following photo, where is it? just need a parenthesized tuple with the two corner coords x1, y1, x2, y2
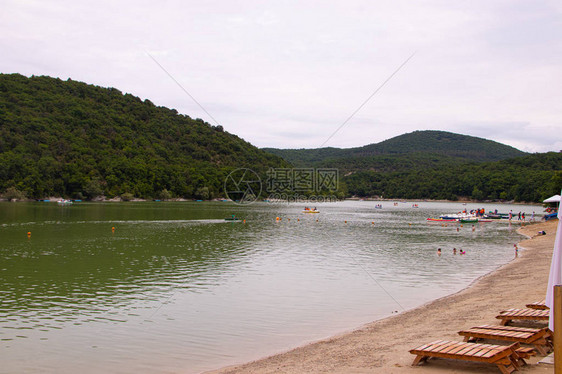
(426, 341, 457, 354)
(526, 300, 548, 310)
(410, 340, 520, 373)
(424, 340, 455, 352)
(413, 340, 442, 352)
(454, 342, 487, 354)
(477, 347, 503, 359)
(440, 342, 467, 354)
(479, 324, 549, 333)
(447, 344, 470, 355)
(499, 308, 549, 317)
(496, 308, 549, 326)
(457, 344, 480, 356)
(411, 342, 507, 362)
(463, 327, 532, 340)
(459, 325, 551, 355)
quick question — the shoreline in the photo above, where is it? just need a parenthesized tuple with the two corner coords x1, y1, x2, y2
(207, 219, 557, 374)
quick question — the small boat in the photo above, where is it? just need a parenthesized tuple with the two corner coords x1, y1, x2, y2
(460, 218, 479, 224)
(57, 199, 73, 205)
(544, 212, 557, 221)
(485, 212, 510, 220)
(427, 217, 457, 222)
(440, 213, 476, 221)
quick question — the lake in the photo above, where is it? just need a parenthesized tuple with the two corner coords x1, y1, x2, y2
(0, 200, 541, 373)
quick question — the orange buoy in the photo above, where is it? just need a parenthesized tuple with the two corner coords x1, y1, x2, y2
(27, 231, 31, 238)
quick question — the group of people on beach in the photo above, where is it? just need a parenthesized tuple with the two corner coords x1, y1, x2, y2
(508, 210, 535, 221)
(437, 247, 466, 256)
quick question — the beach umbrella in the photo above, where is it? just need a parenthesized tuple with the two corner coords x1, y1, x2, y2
(545, 190, 562, 332)
(544, 195, 561, 203)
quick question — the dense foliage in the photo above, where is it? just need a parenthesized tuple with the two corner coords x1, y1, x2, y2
(343, 152, 562, 202)
(0, 73, 288, 199)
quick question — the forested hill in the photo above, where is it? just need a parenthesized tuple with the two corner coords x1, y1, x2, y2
(0, 73, 288, 200)
(264, 131, 561, 203)
(264, 130, 527, 169)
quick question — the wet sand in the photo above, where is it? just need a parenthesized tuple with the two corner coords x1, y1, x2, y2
(207, 219, 557, 374)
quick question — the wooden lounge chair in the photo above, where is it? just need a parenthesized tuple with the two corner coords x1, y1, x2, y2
(496, 308, 549, 326)
(526, 300, 548, 310)
(458, 324, 552, 355)
(410, 340, 532, 374)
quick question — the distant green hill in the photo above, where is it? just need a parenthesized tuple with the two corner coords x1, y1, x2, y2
(0, 73, 288, 199)
(264, 130, 527, 170)
(264, 131, 561, 202)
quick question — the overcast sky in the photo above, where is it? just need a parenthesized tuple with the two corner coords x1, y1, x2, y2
(2, 0, 561, 152)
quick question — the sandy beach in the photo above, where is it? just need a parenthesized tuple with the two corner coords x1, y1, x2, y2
(208, 219, 558, 374)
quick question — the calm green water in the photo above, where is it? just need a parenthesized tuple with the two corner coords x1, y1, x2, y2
(0, 201, 540, 373)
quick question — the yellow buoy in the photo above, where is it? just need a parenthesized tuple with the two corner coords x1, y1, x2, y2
(27, 231, 31, 237)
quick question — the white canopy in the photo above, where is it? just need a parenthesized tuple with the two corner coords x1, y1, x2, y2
(543, 194, 561, 203)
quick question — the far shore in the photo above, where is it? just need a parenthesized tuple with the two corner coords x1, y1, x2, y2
(206, 219, 557, 374)
(0, 196, 546, 206)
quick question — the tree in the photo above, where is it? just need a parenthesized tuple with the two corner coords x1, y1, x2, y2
(3, 187, 26, 201)
(84, 179, 104, 199)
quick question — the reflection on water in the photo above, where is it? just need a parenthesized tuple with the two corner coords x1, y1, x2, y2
(0, 201, 539, 373)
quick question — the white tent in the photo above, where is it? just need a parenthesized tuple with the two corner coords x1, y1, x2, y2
(545, 190, 562, 332)
(544, 195, 561, 203)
